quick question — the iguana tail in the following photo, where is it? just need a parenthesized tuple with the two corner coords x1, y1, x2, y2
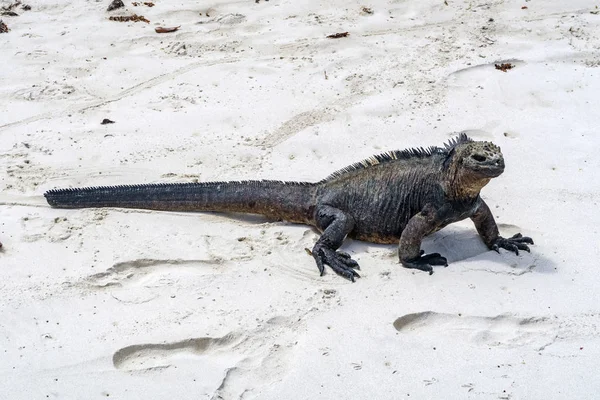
(44, 181, 317, 223)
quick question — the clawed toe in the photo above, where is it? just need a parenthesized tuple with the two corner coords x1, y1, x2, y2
(312, 246, 361, 282)
(420, 253, 448, 266)
(401, 252, 448, 275)
(515, 242, 531, 252)
(493, 233, 535, 256)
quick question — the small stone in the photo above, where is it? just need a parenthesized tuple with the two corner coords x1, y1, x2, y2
(107, 0, 124, 12)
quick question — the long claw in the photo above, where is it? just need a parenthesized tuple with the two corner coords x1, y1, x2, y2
(510, 233, 534, 245)
(344, 258, 360, 270)
(422, 252, 441, 259)
(493, 234, 535, 256)
(401, 252, 446, 274)
(518, 237, 534, 245)
(515, 242, 530, 252)
(313, 249, 326, 276)
(420, 253, 448, 266)
(311, 246, 362, 282)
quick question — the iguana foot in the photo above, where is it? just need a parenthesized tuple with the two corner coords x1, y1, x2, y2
(401, 252, 448, 275)
(492, 233, 534, 255)
(312, 245, 360, 282)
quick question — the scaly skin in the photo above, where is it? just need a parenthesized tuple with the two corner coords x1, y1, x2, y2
(44, 133, 534, 281)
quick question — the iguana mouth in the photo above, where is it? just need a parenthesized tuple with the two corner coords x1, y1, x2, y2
(479, 161, 505, 177)
(468, 153, 504, 178)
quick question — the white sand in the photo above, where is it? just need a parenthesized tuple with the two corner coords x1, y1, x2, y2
(1, 0, 600, 398)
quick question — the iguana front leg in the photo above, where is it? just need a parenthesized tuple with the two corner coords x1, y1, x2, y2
(312, 205, 360, 282)
(398, 206, 448, 275)
(470, 199, 534, 254)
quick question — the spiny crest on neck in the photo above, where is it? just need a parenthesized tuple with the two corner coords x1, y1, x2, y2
(444, 132, 474, 151)
(323, 133, 473, 181)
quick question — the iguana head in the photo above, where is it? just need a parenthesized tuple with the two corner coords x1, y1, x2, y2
(444, 134, 505, 198)
(454, 140, 505, 178)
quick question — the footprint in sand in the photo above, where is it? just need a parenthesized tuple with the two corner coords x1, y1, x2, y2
(394, 311, 556, 349)
(112, 316, 304, 398)
(87, 258, 224, 289)
(13, 83, 78, 101)
(85, 258, 225, 303)
(112, 333, 243, 371)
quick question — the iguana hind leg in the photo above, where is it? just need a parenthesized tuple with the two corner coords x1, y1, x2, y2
(312, 205, 360, 282)
(398, 208, 448, 275)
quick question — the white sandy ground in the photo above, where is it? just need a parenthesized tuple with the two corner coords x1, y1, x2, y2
(1, 0, 600, 398)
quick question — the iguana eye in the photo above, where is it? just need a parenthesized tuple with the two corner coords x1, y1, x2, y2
(472, 154, 486, 162)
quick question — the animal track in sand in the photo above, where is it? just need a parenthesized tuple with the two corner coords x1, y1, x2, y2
(13, 83, 79, 101)
(394, 312, 556, 348)
(113, 333, 243, 371)
(213, 13, 246, 25)
(164, 41, 189, 56)
(1, 141, 56, 192)
(20, 214, 80, 243)
(87, 258, 224, 289)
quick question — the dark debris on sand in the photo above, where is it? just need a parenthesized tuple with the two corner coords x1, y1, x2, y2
(326, 32, 349, 39)
(495, 63, 515, 72)
(109, 14, 149, 23)
(107, 0, 124, 12)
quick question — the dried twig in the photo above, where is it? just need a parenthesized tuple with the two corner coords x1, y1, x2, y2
(155, 26, 180, 33)
(326, 32, 349, 39)
(109, 14, 150, 23)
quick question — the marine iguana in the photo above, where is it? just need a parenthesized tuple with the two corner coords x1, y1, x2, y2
(44, 133, 533, 281)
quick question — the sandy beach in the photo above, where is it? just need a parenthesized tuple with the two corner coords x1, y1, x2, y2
(1, 0, 600, 398)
